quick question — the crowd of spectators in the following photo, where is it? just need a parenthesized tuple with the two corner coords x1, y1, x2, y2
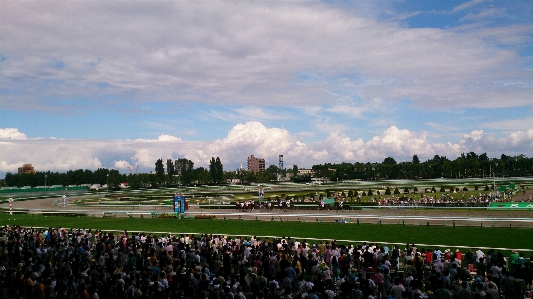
(0, 225, 531, 299)
(374, 192, 533, 208)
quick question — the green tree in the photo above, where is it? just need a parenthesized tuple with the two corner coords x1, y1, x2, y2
(175, 158, 195, 185)
(166, 159, 175, 185)
(94, 168, 110, 185)
(412, 155, 420, 164)
(193, 167, 210, 185)
(348, 190, 354, 200)
(4, 172, 15, 186)
(127, 174, 141, 189)
(108, 169, 121, 189)
(155, 159, 165, 186)
(209, 157, 224, 184)
(383, 157, 397, 165)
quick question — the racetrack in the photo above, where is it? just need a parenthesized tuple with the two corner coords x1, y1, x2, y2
(2, 191, 533, 228)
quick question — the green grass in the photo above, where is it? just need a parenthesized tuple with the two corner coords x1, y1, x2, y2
(1, 214, 531, 253)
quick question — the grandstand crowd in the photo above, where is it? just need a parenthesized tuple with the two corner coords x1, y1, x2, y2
(374, 193, 532, 207)
(0, 225, 531, 299)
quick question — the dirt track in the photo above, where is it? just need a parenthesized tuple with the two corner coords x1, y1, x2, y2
(2, 190, 533, 228)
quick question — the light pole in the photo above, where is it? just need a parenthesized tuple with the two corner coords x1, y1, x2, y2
(493, 163, 497, 196)
(107, 174, 109, 192)
(44, 174, 47, 193)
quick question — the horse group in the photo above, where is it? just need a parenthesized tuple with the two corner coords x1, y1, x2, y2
(235, 200, 295, 212)
(234, 199, 348, 212)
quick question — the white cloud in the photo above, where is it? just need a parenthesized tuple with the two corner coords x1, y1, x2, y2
(480, 117, 533, 131)
(0, 128, 28, 140)
(113, 160, 132, 171)
(460, 129, 533, 155)
(1, 1, 530, 114)
(448, 0, 485, 14)
(4, 123, 531, 176)
(157, 134, 181, 142)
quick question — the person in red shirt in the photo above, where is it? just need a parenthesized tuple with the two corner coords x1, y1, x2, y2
(426, 249, 433, 264)
(455, 249, 462, 265)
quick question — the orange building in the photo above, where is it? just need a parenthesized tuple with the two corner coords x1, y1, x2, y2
(18, 164, 35, 175)
(247, 155, 265, 173)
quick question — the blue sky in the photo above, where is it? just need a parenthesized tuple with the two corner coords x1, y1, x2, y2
(1, 0, 532, 176)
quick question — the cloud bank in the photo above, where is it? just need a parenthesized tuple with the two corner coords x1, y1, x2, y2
(1, 122, 531, 176)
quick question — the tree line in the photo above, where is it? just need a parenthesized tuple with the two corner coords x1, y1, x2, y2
(309, 153, 532, 181)
(1, 152, 531, 188)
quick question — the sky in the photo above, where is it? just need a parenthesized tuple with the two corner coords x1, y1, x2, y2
(1, 0, 532, 177)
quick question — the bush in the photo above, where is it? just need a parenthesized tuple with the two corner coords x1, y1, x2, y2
(385, 187, 391, 195)
(362, 191, 367, 196)
(368, 189, 373, 196)
(413, 187, 418, 193)
(449, 186, 454, 192)
(393, 188, 400, 195)
(485, 185, 490, 191)
(463, 187, 468, 191)
(404, 187, 409, 194)
(475, 185, 479, 191)
(195, 215, 216, 219)
(439, 186, 445, 192)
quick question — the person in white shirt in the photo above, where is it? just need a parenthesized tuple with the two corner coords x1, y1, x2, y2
(475, 248, 485, 265)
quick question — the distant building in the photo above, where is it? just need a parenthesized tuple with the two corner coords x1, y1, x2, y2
(298, 168, 315, 176)
(18, 164, 35, 175)
(247, 155, 265, 173)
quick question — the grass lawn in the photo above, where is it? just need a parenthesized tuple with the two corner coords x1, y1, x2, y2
(1, 214, 531, 254)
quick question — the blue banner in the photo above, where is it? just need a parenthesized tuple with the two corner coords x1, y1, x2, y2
(174, 195, 185, 213)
